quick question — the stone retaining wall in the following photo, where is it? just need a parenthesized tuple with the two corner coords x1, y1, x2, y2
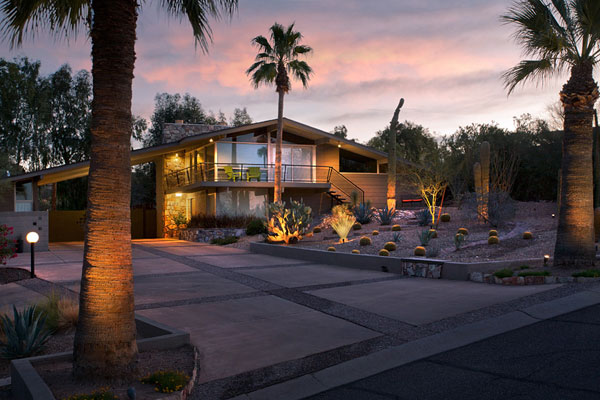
(469, 272, 600, 285)
(179, 227, 245, 242)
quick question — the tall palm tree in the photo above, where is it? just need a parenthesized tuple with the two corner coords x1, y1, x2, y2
(503, 0, 600, 268)
(246, 23, 312, 203)
(1, 0, 237, 378)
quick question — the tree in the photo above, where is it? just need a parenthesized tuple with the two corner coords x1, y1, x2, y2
(503, 0, 600, 268)
(1, 0, 238, 379)
(230, 107, 253, 126)
(367, 120, 437, 164)
(331, 125, 348, 139)
(387, 99, 404, 210)
(247, 23, 313, 203)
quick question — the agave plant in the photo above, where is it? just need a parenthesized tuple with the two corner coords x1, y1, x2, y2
(418, 229, 433, 247)
(375, 205, 396, 225)
(415, 208, 432, 227)
(353, 201, 374, 224)
(0, 305, 52, 359)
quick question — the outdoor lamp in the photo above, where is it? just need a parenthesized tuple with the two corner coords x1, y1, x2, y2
(26, 231, 39, 278)
(551, 214, 555, 218)
(544, 254, 550, 266)
(337, 143, 341, 148)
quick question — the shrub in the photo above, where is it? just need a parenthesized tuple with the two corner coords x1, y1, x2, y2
(352, 249, 360, 254)
(429, 229, 437, 238)
(211, 236, 238, 245)
(518, 270, 550, 277)
(378, 249, 390, 256)
(518, 265, 530, 270)
(392, 224, 401, 231)
(353, 222, 362, 230)
(372, 230, 379, 236)
(331, 213, 356, 243)
(493, 268, 513, 278)
(0, 225, 16, 265)
(189, 213, 258, 229)
(572, 269, 600, 278)
(488, 236, 499, 245)
(392, 232, 402, 243)
(418, 229, 432, 246)
(427, 245, 440, 258)
(416, 208, 432, 226)
(353, 201, 374, 224)
(375, 205, 396, 225)
(359, 236, 372, 246)
(267, 201, 313, 244)
(383, 242, 397, 251)
(171, 212, 188, 227)
(327, 246, 336, 252)
(0, 305, 51, 359)
(313, 227, 321, 234)
(457, 228, 468, 235)
(246, 219, 267, 236)
(440, 213, 451, 223)
(522, 231, 533, 240)
(414, 246, 426, 256)
(454, 233, 466, 250)
(141, 370, 190, 394)
(489, 230, 498, 237)
(66, 389, 118, 400)
(36, 292, 78, 333)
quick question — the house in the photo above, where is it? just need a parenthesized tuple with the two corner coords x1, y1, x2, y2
(1, 118, 415, 240)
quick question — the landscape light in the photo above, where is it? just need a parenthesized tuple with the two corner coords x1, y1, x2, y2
(26, 231, 39, 278)
(551, 214, 555, 218)
(209, 138, 214, 143)
(544, 255, 550, 266)
(175, 192, 183, 197)
(337, 143, 341, 148)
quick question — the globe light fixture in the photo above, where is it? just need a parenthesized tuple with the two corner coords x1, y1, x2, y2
(26, 231, 39, 278)
(544, 254, 550, 266)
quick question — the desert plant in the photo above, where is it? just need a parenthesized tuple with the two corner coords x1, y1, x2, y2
(372, 230, 379, 236)
(141, 370, 190, 394)
(415, 208, 432, 226)
(211, 236, 239, 245)
(518, 270, 550, 277)
(353, 201, 374, 224)
(267, 200, 312, 244)
(573, 269, 600, 278)
(331, 213, 356, 243)
(457, 228, 468, 235)
(429, 229, 437, 238)
(392, 232, 402, 243)
(327, 246, 336, 252)
(313, 227, 322, 234)
(66, 389, 118, 400)
(332, 204, 351, 218)
(427, 245, 440, 258)
(383, 242, 397, 251)
(0, 225, 16, 265)
(0, 305, 52, 359)
(359, 236, 372, 246)
(493, 268, 513, 279)
(375, 205, 396, 225)
(488, 236, 499, 245)
(454, 233, 466, 250)
(440, 213, 451, 223)
(418, 229, 433, 246)
(523, 231, 533, 240)
(36, 292, 79, 333)
(463, 191, 516, 227)
(352, 222, 362, 230)
(414, 246, 426, 256)
(352, 249, 360, 254)
(246, 219, 267, 236)
(489, 230, 498, 237)
(378, 249, 390, 256)
(172, 212, 188, 227)
(518, 265, 530, 270)
(392, 224, 401, 231)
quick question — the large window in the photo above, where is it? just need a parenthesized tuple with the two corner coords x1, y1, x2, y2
(15, 181, 33, 212)
(216, 142, 268, 166)
(339, 149, 377, 173)
(216, 188, 268, 216)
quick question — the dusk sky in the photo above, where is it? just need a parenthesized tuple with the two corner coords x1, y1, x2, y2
(0, 0, 567, 143)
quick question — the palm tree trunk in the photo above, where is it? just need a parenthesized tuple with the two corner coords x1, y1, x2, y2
(73, 0, 138, 378)
(554, 63, 599, 268)
(274, 90, 284, 203)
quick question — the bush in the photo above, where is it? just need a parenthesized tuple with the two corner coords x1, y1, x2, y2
(518, 265, 530, 270)
(353, 222, 362, 230)
(353, 201, 374, 224)
(327, 246, 336, 252)
(429, 229, 437, 238)
(359, 236, 372, 246)
(454, 233, 466, 250)
(141, 370, 190, 394)
(267, 201, 313, 244)
(378, 249, 390, 256)
(36, 292, 78, 333)
(246, 219, 267, 236)
(440, 213, 451, 223)
(375, 205, 396, 225)
(414, 246, 426, 256)
(415, 208, 432, 226)
(189, 213, 258, 229)
(392, 224, 401, 231)
(211, 236, 238, 245)
(418, 229, 432, 246)
(383, 242, 397, 251)
(0, 225, 16, 265)
(488, 236, 499, 245)
(522, 231, 533, 240)
(572, 269, 600, 278)
(66, 389, 118, 400)
(331, 213, 356, 243)
(427, 245, 440, 258)
(0, 305, 52, 359)
(457, 228, 468, 235)
(493, 268, 513, 278)
(352, 249, 360, 254)
(489, 230, 498, 237)
(313, 227, 321, 234)
(518, 270, 550, 277)
(372, 230, 379, 236)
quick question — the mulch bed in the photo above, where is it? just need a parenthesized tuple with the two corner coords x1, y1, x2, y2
(0, 267, 31, 284)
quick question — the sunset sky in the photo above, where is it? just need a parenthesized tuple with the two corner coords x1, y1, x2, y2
(0, 0, 567, 142)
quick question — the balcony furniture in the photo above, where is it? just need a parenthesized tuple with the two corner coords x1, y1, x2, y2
(223, 166, 241, 182)
(246, 167, 261, 182)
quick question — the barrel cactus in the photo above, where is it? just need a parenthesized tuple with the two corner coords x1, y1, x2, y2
(383, 242, 397, 251)
(352, 249, 360, 254)
(457, 228, 468, 235)
(359, 236, 372, 246)
(379, 249, 390, 256)
(440, 213, 451, 222)
(353, 222, 362, 230)
(313, 227, 321, 234)
(327, 246, 336, 251)
(429, 229, 438, 238)
(523, 231, 533, 240)
(392, 224, 401, 231)
(488, 236, 499, 245)
(414, 246, 426, 256)
(489, 230, 498, 237)
(372, 230, 379, 236)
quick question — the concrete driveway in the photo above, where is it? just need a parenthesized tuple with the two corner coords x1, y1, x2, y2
(2, 239, 566, 398)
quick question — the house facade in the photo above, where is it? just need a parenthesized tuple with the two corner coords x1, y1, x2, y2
(2, 118, 415, 240)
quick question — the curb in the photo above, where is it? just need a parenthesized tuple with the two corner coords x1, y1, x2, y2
(230, 290, 600, 400)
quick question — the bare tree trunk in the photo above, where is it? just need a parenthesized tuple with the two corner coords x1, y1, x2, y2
(274, 90, 284, 203)
(554, 62, 599, 268)
(593, 111, 600, 242)
(387, 98, 404, 210)
(73, 0, 138, 378)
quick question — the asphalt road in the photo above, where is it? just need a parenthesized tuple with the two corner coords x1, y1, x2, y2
(306, 304, 600, 400)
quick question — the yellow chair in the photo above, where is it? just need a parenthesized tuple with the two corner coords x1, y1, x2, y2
(247, 167, 261, 182)
(223, 166, 241, 182)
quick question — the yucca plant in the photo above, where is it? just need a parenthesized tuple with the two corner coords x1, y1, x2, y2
(331, 213, 356, 243)
(1, 305, 52, 359)
(353, 201, 374, 224)
(375, 205, 396, 225)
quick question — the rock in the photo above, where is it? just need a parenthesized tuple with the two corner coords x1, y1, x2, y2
(470, 272, 483, 283)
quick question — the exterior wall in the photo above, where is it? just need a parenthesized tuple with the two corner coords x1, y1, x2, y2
(0, 182, 14, 212)
(341, 172, 417, 208)
(164, 192, 187, 237)
(163, 123, 226, 144)
(0, 211, 48, 252)
(281, 188, 332, 216)
(49, 210, 85, 242)
(316, 144, 339, 170)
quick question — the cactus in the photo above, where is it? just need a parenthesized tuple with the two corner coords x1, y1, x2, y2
(429, 229, 438, 238)
(489, 229, 498, 237)
(440, 213, 451, 222)
(327, 246, 336, 251)
(523, 231, 533, 240)
(473, 141, 490, 223)
(474, 162, 483, 222)
(384, 242, 397, 251)
(353, 222, 362, 230)
(372, 230, 379, 236)
(414, 246, 426, 256)
(313, 227, 321, 234)
(488, 236, 499, 245)
(392, 224, 402, 231)
(359, 236, 372, 246)
(457, 227, 469, 235)
(379, 249, 390, 256)
(352, 249, 360, 254)
(454, 233, 466, 250)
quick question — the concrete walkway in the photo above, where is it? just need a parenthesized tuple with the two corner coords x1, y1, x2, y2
(2, 239, 596, 399)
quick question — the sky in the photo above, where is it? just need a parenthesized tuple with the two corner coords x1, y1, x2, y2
(0, 0, 567, 143)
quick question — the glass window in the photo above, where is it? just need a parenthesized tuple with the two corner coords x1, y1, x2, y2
(339, 149, 377, 173)
(216, 142, 268, 166)
(16, 182, 33, 200)
(217, 188, 268, 217)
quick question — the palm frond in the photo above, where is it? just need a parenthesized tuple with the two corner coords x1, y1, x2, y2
(573, 0, 600, 59)
(251, 35, 273, 54)
(288, 59, 312, 88)
(293, 44, 312, 55)
(248, 62, 277, 88)
(502, 58, 559, 94)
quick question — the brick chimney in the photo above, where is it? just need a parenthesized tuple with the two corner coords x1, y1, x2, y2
(162, 122, 228, 144)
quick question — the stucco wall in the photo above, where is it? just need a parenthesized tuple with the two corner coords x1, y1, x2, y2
(0, 211, 48, 252)
(341, 172, 417, 208)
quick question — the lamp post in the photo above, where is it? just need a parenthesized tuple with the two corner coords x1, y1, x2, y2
(26, 231, 39, 278)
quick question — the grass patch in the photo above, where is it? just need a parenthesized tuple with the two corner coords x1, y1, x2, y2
(493, 268, 513, 279)
(210, 236, 239, 245)
(517, 270, 550, 277)
(572, 269, 600, 278)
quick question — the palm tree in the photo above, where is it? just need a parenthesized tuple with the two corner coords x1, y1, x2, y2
(1, 0, 237, 378)
(246, 23, 312, 203)
(503, 0, 600, 268)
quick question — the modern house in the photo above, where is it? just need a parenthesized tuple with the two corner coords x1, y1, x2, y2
(1, 118, 415, 240)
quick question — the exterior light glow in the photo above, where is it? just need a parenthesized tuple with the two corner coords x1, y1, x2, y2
(338, 143, 341, 148)
(209, 138, 214, 143)
(551, 214, 555, 218)
(26, 231, 39, 278)
(175, 192, 183, 197)
(26, 231, 39, 244)
(544, 254, 550, 266)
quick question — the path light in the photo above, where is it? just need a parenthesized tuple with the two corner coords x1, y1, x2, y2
(551, 214, 555, 218)
(26, 231, 39, 278)
(544, 254, 550, 266)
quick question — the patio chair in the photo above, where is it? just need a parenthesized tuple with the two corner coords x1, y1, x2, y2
(246, 167, 261, 182)
(223, 166, 241, 182)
